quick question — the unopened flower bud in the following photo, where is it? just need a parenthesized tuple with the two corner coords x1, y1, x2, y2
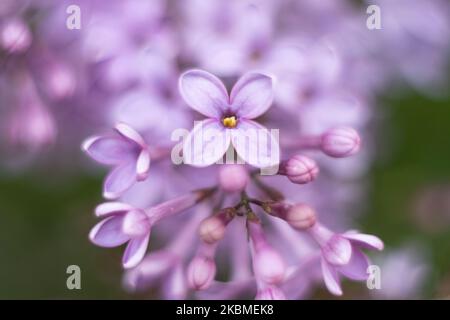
(219, 164, 249, 192)
(199, 208, 235, 244)
(0, 18, 32, 53)
(281, 155, 319, 184)
(187, 255, 216, 290)
(321, 127, 360, 158)
(199, 215, 226, 244)
(285, 203, 316, 230)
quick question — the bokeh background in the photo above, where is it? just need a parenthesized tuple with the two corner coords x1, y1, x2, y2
(0, 0, 449, 299)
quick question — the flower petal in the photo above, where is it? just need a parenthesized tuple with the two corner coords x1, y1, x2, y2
(95, 202, 134, 217)
(122, 209, 151, 237)
(123, 251, 176, 292)
(103, 162, 137, 199)
(89, 215, 129, 247)
(321, 258, 343, 296)
(231, 120, 280, 168)
(230, 72, 274, 119)
(162, 264, 188, 300)
(178, 69, 229, 118)
(182, 119, 231, 167)
(82, 135, 132, 165)
(343, 232, 384, 251)
(322, 235, 353, 266)
(122, 233, 150, 269)
(136, 149, 150, 181)
(338, 247, 370, 281)
(115, 122, 146, 148)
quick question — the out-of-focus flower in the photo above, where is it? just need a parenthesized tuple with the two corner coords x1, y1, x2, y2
(6, 72, 57, 152)
(321, 127, 361, 158)
(218, 164, 249, 192)
(0, 17, 31, 53)
(82, 123, 151, 199)
(371, 245, 429, 299)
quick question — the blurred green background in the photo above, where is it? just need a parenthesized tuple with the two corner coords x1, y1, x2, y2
(0, 90, 449, 299)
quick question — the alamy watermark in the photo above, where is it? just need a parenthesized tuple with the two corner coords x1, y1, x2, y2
(66, 265, 81, 290)
(170, 122, 280, 175)
(366, 264, 381, 290)
(366, 5, 382, 30)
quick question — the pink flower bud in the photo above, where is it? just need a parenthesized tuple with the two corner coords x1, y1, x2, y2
(0, 18, 32, 53)
(255, 286, 287, 300)
(187, 255, 216, 290)
(199, 215, 226, 244)
(199, 208, 235, 244)
(282, 155, 319, 184)
(321, 127, 361, 158)
(285, 203, 317, 230)
(219, 164, 249, 192)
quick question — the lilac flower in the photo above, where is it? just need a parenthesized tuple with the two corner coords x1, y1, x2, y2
(7, 72, 57, 152)
(124, 209, 208, 299)
(179, 69, 280, 168)
(90, 191, 206, 269)
(82, 123, 150, 199)
(89, 202, 152, 269)
(307, 223, 384, 295)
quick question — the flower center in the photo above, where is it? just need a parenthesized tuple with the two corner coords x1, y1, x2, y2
(222, 116, 237, 128)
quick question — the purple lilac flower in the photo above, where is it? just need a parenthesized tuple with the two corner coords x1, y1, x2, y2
(90, 191, 209, 269)
(179, 69, 279, 168)
(82, 123, 151, 199)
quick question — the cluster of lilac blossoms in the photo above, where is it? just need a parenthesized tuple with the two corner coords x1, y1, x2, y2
(84, 68, 383, 299)
(2, 0, 448, 299)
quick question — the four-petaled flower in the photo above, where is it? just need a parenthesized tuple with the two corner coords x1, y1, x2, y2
(89, 202, 152, 269)
(179, 69, 280, 168)
(82, 123, 150, 199)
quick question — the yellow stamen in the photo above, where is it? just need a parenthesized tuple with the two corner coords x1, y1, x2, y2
(222, 116, 237, 128)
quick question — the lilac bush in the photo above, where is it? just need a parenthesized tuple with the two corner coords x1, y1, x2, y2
(1, 0, 448, 299)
